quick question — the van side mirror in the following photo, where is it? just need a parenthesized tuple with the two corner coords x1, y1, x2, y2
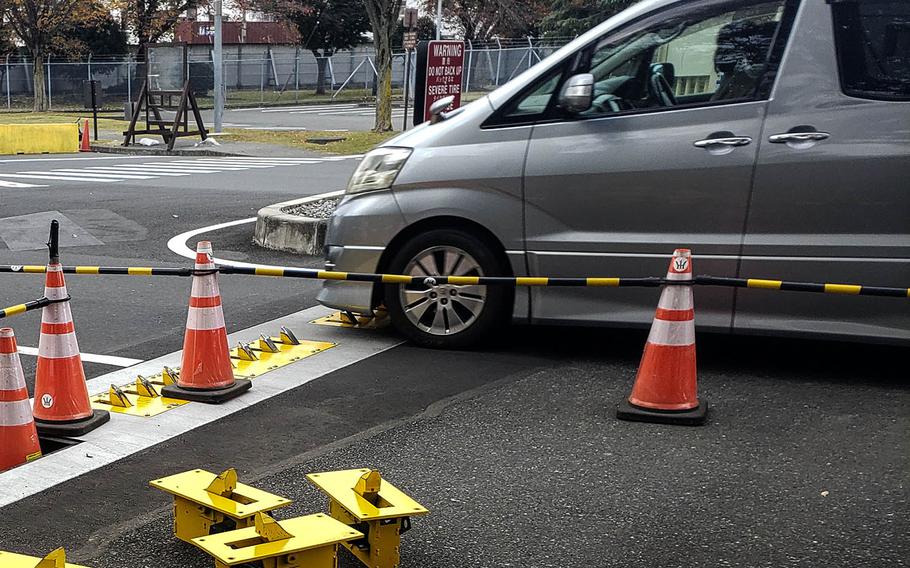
(559, 73, 594, 114)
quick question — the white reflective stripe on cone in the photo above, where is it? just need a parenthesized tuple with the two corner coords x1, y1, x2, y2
(41, 302, 74, 325)
(0, 358, 27, 390)
(37, 332, 80, 359)
(665, 271, 692, 281)
(186, 306, 226, 331)
(44, 286, 69, 301)
(0, 399, 34, 426)
(657, 287, 694, 310)
(646, 319, 696, 346)
(191, 275, 220, 298)
(47, 264, 63, 273)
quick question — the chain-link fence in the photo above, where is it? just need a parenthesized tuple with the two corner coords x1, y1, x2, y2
(0, 38, 572, 112)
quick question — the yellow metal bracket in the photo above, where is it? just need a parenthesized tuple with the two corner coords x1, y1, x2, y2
(229, 328, 335, 379)
(0, 548, 89, 568)
(311, 310, 389, 330)
(90, 376, 189, 417)
(89, 328, 334, 417)
(150, 468, 292, 544)
(307, 469, 429, 568)
(193, 512, 363, 568)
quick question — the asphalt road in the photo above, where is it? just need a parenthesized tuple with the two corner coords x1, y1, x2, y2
(0, 328, 905, 567)
(0, 152, 358, 389)
(0, 151, 906, 568)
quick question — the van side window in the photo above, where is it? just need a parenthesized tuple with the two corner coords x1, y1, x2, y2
(832, 0, 910, 101)
(574, 0, 791, 118)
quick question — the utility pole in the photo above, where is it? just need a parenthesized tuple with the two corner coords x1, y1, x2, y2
(213, 0, 224, 133)
(436, 0, 442, 39)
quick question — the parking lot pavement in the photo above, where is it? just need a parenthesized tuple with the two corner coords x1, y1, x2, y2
(1, 327, 904, 568)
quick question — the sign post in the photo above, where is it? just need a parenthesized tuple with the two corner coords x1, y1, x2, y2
(413, 40, 465, 125)
(402, 8, 419, 131)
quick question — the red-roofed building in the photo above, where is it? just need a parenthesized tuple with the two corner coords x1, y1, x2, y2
(175, 20, 300, 45)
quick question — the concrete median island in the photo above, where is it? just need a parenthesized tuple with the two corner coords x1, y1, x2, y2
(254, 191, 343, 255)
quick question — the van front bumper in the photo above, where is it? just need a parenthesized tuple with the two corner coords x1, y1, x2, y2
(316, 245, 384, 314)
(316, 190, 408, 314)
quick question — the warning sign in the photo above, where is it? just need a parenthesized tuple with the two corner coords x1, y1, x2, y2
(413, 40, 465, 124)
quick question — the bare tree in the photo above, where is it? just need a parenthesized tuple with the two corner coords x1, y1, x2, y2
(2, 0, 85, 110)
(116, 0, 204, 57)
(361, 0, 401, 131)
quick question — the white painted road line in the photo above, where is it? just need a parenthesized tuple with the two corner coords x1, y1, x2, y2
(0, 173, 119, 182)
(0, 305, 404, 508)
(167, 190, 345, 269)
(0, 179, 45, 188)
(48, 169, 156, 180)
(83, 167, 190, 177)
(0, 156, 147, 164)
(15, 346, 143, 367)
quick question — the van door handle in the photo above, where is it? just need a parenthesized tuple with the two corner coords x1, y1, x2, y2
(769, 131, 830, 143)
(693, 136, 752, 148)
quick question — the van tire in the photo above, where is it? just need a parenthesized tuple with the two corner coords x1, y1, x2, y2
(384, 229, 513, 349)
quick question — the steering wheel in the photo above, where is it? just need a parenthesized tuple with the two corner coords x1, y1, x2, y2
(648, 71, 677, 107)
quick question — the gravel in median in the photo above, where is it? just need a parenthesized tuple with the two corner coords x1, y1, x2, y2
(282, 197, 339, 219)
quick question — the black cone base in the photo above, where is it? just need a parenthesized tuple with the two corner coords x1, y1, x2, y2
(616, 399, 707, 426)
(162, 379, 252, 404)
(35, 409, 111, 437)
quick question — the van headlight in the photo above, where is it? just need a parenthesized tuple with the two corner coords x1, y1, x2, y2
(346, 147, 413, 195)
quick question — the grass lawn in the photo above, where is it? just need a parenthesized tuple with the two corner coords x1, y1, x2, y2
(0, 111, 124, 131)
(226, 128, 397, 155)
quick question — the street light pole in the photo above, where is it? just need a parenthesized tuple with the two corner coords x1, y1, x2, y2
(436, 0, 442, 39)
(213, 0, 224, 133)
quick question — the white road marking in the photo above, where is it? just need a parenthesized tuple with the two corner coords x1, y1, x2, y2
(15, 346, 143, 367)
(0, 173, 119, 182)
(83, 167, 190, 177)
(167, 190, 345, 269)
(0, 156, 147, 164)
(48, 169, 156, 180)
(0, 305, 404, 508)
(260, 104, 357, 113)
(0, 179, 45, 188)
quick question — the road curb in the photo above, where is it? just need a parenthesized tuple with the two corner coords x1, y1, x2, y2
(254, 191, 344, 255)
(89, 144, 246, 157)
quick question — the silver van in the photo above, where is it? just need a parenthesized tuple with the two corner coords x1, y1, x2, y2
(318, 0, 910, 348)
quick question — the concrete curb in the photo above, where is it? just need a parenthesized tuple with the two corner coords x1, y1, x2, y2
(89, 144, 246, 157)
(254, 190, 344, 255)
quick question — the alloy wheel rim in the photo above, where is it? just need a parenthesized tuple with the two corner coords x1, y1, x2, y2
(399, 246, 487, 335)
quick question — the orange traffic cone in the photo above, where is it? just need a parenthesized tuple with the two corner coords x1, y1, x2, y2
(80, 119, 91, 152)
(617, 249, 707, 425)
(0, 328, 42, 472)
(32, 263, 110, 436)
(162, 241, 251, 403)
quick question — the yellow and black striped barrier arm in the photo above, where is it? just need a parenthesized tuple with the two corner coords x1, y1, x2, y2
(695, 276, 910, 299)
(0, 265, 197, 276)
(0, 296, 70, 320)
(218, 266, 665, 287)
(2, 264, 908, 297)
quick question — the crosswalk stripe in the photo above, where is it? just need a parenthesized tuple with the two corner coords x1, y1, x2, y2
(164, 161, 259, 170)
(0, 173, 119, 183)
(261, 104, 358, 113)
(0, 179, 45, 188)
(206, 159, 319, 165)
(83, 167, 190, 177)
(49, 169, 156, 180)
(137, 164, 225, 173)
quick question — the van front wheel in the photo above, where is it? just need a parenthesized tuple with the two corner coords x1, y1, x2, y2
(384, 229, 512, 349)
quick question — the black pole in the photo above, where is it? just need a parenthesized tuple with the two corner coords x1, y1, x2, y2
(47, 220, 59, 264)
(402, 49, 411, 131)
(91, 80, 99, 141)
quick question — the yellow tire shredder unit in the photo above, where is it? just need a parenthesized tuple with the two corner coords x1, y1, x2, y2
(152, 468, 428, 568)
(0, 547, 88, 568)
